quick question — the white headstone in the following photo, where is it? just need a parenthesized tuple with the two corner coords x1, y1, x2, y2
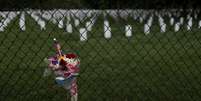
(170, 17, 174, 26)
(133, 14, 137, 20)
(194, 13, 197, 19)
(66, 22, 72, 33)
(187, 14, 191, 20)
(198, 20, 201, 29)
(26, 10, 31, 14)
(31, 12, 39, 21)
(51, 18, 57, 24)
(125, 25, 132, 37)
(187, 17, 192, 31)
(19, 12, 25, 31)
(87, 11, 92, 18)
(16, 11, 20, 15)
(119, 10, 128, 20)
(168, 12, 171, 18)
(79, 28, 87, 41)
(74, 18, 80, 27)
(8, 12, 17, 20)
(58, 19, 64, 28)
(148, 16, 153, 27)
(67, 13, 71, 21)
(86, 21, 92, 31)
(104, 20, 111, 39)
(158, 16, 166, 33)
(108, 10, 118, 20)
(179, 17, 184, 25)
(139, 17, 143, 23)
(174, 23, 180, 32)
(1, 12, 17, 29)
(144, 24, 150, 35)
(38, 19, 46, 30)
(42, 12, 51, 20)
(0, 22, 4, 32)
(132, 10, 138, 20)
(160, 23, 166, 33)
(158, 16, 164, 23)
(0, 12, 6, 18)
(4, 18, 11, 27)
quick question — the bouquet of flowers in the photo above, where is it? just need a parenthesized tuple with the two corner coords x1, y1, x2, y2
(44, 38, 80, 101)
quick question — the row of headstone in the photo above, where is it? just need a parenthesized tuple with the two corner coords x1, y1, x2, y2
(1, 10, 201, 42)
(0, 11, 15, 17)
(0, 12, 18, 31)
(104, 9, 152, 23)
(106, 10, 118, 21)
(29, 11, 46, 30)
(80, 23, 132, 41)
(40, 10, 100, 34)
(79, 15, 98, 41)
(0, 11, 10, 18)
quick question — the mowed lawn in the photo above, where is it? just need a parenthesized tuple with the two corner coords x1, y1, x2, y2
(0, 13, 201, 101)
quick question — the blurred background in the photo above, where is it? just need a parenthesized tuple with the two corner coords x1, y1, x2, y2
(0, 0, 200, 10)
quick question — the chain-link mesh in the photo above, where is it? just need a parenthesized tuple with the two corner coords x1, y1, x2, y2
(0, 9, 201, 101)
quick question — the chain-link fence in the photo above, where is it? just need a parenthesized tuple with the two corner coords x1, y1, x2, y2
(0, 9, 201, 101)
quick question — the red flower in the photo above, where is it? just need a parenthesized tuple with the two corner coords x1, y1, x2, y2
(65, 53, 77, 59)
(60, 59, 67, 66)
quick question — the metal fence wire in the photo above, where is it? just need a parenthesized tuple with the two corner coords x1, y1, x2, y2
(0, 9, 201, 101)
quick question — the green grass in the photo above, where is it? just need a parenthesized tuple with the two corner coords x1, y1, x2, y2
(0, 13, 201, 101)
